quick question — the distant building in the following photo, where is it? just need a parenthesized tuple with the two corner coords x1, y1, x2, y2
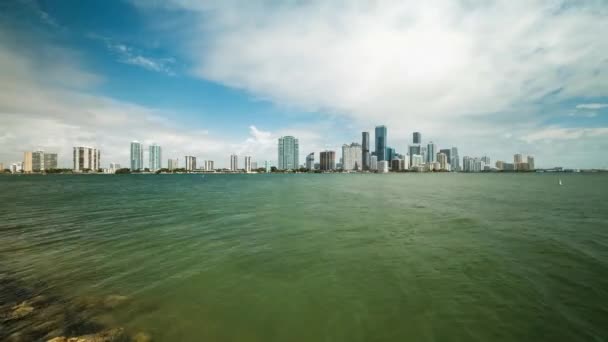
(306, 152, 315, 170)
(73, 147, 100, 172)
(463, 156, 474, 172)
(149, 144, 162, 171)
(451, 147, 460, 171)
(109, 163, 121, 173)
(0, 163, 3, 171)
(370, 155, 378, 171)
(411, 154, 424, 168)
(391, 158, 406, 171)
(378, 160, 389, 173)
(514, 154, 523, 164)
(244, 156, 252, 172)
(11, 162, 23, 173)
(168, 159, 178, 170)
(413, 132, 421, 144)
(437, 152, 448, 170)
(362, 132, 370, 170)
(205, 160, 214, 171)
(44, 153, 57, 170)
(130, 141, 144, 171)
(251, 161, 258, 170)
(264, 160, 271, 172)
(184, 156, 196, 171)
(386, 147, 395, 164)
(278, 136, 299, 170)
(439, 149, 451, 167)
(375, 125, 387, 161)
(503, 163, 515, 171)
(426, 142, 436, 163)
(481, 156, 491, 166)
(408, 145, 421, 167)
(495, 161, 504, 170)
(517, 162, 530, 171)
(320, 151, 336, 171)
(527, 156, 535, 170)
(23, 152, 33, 173)
(230, 154, 238, 171)
(342, 143, 362, 170)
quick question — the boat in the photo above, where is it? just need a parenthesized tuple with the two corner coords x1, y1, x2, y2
(559, 178, 562, 186)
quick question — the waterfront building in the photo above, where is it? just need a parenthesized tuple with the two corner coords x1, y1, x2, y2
(109, 163, 121, 173)
(413, 132, 421, 144)
(130, 141, 144, 171)
(362, 132, 370, 170)
(278, 136, 299, 170)
(517, 162, 530, 171)
(230, 154, 238, 171)
(451, 147, 460, 171)
(463, 156, 473, 172)
(11, 162, 23, 173)
(205, 160, 214, 171)
(44, 153, 57, 170)
(481, 156, 491, 166)
(408, 145, 421, 167)
(514, 154, 523, 164)
(31, 151, 44, 171)
(437, 153, 448, 170)
(306, 153, 315, 170)
(264, 160, 271, 172)
(320, 151, 336, 171)
(73, 147, 100, 172)
(411, 154, 424, 168)
(0, 163, 3, 171)
(342, 143, 362, 170)
(244, 156, 252, 172)
(184, 156, 196, 171)
(439, 149, 451, 167)
(426, 142, 436, 163)
(386, 147, 395, 164)
(503, 163, 515, 171)
(370, 155, 378, 171)
(431, 162, 441, 171)
(496, 161, 504, 170)
(375, 125, 387, 161)
(23, 152, 33, 173)
(168, 159, 178, 170)
(402, 155, 410, 170)
(527, 156, 535, 170)
(378, 160, 389, 173)
(251, 161, 258, 170)
(149, 144, 162, 171)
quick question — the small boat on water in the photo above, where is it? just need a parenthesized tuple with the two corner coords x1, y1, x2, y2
(559, 178, 563, 186)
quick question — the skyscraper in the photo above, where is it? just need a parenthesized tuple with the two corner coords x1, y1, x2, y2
(278, 136, 299, 170)
(437, 153, 448, 170)
(230, 154, 238, 171)
(130, 141, 144, 171)
(320, 151, 336, 171)
(451, 147, 460, 171)
(73, 147, 100, 172)
(426, 142, 436, 163)
(370, 155, 378, 171)
(527, 156, 535, 170)
(362, 132, 370, 170)
(168, 158, 178, 170)
(386, 147, 395, 163)
(514, 154, 523, 164)
(408, 145, 421, 166)
(413, 132, 421, 144)
(149, 144, 162, 171)
(184, 156, 196, 171)
(23, 152, 33, 173)
(439, 149, 451, 166)
(43, 153, 57, 170)
(342, 143, 362, 170)
(306, 152, 315, 170)
(205, 160, 214, 171)
(264, 161, 271, 173)
(244, 156, 252, 172)
(375, 126, 387, 161)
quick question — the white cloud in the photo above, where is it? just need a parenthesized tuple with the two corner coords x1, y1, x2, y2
(521, 127, 608, 143)
(576, 103, 608, 110)
(93, 35, 176, 75)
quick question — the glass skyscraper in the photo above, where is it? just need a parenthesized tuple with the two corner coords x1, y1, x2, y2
(149, 144, 162, 171)
(278, 136, 299, 170)
(362, 132, 370, 170)
(130, 141, 144, 171)
(375, 125, 387, 161)
(413, 132, 421, 144)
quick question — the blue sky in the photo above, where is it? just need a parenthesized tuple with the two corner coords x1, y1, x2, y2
(1, 0, 607, 168)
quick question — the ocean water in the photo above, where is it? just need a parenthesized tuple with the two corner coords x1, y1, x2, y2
(1, 173, 607, 341)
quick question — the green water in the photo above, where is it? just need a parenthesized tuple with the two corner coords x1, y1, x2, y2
(1, 174, 608, 341)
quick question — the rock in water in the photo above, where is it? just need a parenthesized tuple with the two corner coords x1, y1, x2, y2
(132, 332, 152, 342)
(46, 327, 126, 342)
(8, 302, 34, 320)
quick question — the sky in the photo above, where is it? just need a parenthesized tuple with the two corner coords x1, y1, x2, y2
(0, 0, 607, 169)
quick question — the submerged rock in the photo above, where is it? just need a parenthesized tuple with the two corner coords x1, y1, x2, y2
(8, 301, 34, 320)
(47, 327, 127, 342)
(103, 295, 129, 309)
(132, 332, 152, 342)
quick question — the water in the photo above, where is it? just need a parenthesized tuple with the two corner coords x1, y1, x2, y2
(1, 173, 607, 341)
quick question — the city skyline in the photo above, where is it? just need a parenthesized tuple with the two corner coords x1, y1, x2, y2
(1, 2, 607, 169)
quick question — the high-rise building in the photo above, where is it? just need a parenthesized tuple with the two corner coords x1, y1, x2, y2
(342, 143, 362, 170)
(375, 126, 387, 161)
(306, 153, 315, 170)
(378, 160, 389, 173)
(264, 161, 271, 173)
(184, 156, 196, 171)
(463, 156, 473, 172)
(229, 154, 238, 171)
(23, 152, 33, 173)
(149, 144, 162, 171)
(527, 156, 535, 170)
(11, 162, 23, 173)
(386, 147, 395, 163)
(130, 141, 144, 171)
(168, 159, 178, 170)
(408, 145, 421, 166)
(109, 163, 121, 173)
(451, 147, 460, 171)
(413, 132, 421, 144)
(514, 154, 523, 164)
(426, 142, 436, 163)
(481, 156, 491, 166)
(244, 156, 252, 172)
(496, 161, 504, 170)
(278, 136, 299, 170)
(73, 147, 100, 172)
(437, 153, 448, 170)
(439, 149, 451, 166)
(31, 151, 44, 171)
(362, 132, 370, 170)
(204, 160, 214, 171)
(320, 151, 336, 171)
(411, 154, 424, 167)
(44, 153, 57, 170)
(370, 155, 378, 171)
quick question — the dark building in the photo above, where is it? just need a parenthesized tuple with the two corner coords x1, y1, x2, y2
(375, 125, 387, 161)
(439, 149, 451, 166)
(320, 151, 336, 171)
(362, 131, 370, 170)
(413, 132, 421, 144)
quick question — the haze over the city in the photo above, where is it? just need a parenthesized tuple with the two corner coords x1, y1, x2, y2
(1, 0, 607, 169)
